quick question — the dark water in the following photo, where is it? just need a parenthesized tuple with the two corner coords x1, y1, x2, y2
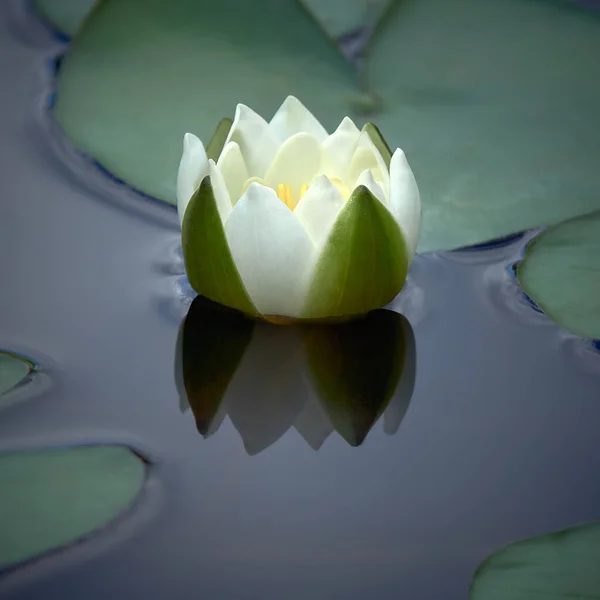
(2, 2, 600, 599)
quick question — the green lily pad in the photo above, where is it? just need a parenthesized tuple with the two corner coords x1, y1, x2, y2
(517, 210, 600, 339)
(53, 0, 355, 203)
(180, 295, 254, 436)
(470, 520, 600, 599)
(0, 351, 33, 401)
(303, 309, 409, 446)
(0, 446, 145, 567)
(34, 0, 97, 37)
(368, 0, 600, 252)
(52, 0, 600, 252)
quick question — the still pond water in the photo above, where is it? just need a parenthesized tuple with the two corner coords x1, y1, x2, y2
(1, 2, 600, 599)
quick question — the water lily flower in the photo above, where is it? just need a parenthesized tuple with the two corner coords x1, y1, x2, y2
(178, 96, 421, 321)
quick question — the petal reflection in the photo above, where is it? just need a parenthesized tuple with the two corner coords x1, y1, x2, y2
(178, 297, 416, 453)
(303, 310, 415, 446)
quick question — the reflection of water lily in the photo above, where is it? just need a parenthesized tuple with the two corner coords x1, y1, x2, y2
(178, 96, 421, 321)
(175, 296, 416, 455)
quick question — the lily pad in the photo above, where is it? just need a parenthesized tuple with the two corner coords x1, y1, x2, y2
(368, 0, 600, 252)
(517, 210, 600, 339)
(53, 0, 355, 203)
(0, 351, 33, 401)
(52, 0, 600, 252)
(470, 520, 600, 599)
(0, 446, 145, 567)
(34, 0, 97, 38)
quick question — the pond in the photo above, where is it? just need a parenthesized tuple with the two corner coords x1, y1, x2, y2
(1, 1, 600, 599)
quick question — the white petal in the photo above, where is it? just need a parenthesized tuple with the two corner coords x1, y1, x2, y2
(225, 183, 315, 317)
(224, 104, 278, 177)
(355, 169, 387, 206)
(217, 142, 249, 205)
(177, 133, 208, 224)
(389, 148, 421, 257)
(347, 130, 390, 199)
(207, 159, 232, 223)
(269, 95, 328, 144)
(321, 116, 361, 181)
(293, 175, 344, 248)
(264, 133, 322, 201)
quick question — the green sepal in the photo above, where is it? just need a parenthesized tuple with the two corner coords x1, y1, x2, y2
(182, 176, 258, 316)
(363, 122, 392, 168)
(302, 185, 409, 319)
(302, 310, 410, 446)
(206, 117, 233, 162)
(181, 296, 254, 436)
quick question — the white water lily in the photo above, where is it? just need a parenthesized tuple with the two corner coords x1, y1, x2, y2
(178, 96, 420, 321)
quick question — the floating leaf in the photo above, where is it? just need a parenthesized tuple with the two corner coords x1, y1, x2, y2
(53, 0, 354, 203)
(471, 520, 600, 599)
(303, 309, 412, 446)
(53, 0, 600, 252)
(517, 210, 600, 339)
(0, 352, 33, 401)
(367, 0, 600, 251)
(34, 0, 97, 37)
(0, 446, 145, 567)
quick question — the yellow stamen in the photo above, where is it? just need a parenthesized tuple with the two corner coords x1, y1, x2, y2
(329, 177, 350, 199)
(299, 183, 309, 199)
(276, 183, 295, 210)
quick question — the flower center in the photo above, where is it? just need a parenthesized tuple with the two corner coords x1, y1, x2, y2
(240, 176, 350, 210)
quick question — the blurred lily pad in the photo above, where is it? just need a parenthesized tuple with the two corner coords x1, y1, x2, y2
(369, 0, 600, 252)
(51, 0, 600, 252)
(0, 351, 33, 401)
(34, 0, 97, 38)
(53, 0, 355, 203)
(470, 520, 600, 599)
(0, 446, 145, 567)
(517, 210, 600, 340)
